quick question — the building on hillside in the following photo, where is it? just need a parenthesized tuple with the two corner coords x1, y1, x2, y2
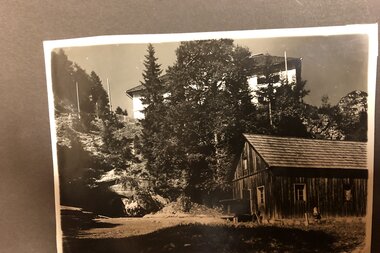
(125, 74, 170, 119)
(126, 84, 146, 119)
(126, 54, 302, 119)
(248, 54, 302, 103)
(227, 134, 367, 220)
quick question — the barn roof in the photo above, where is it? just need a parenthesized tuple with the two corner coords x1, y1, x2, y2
(244, 134, 367, 170)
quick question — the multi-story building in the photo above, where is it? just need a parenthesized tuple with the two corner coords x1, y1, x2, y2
(126, 54, 302, 119)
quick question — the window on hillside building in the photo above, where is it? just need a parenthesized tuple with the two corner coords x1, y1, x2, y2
(257, 186, 265, 206)
(294, 184, 306, 202)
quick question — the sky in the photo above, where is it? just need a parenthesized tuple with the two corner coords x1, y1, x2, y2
(61, 34, 368, 116)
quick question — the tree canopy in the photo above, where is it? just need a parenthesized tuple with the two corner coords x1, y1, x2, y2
(139, 40, 259, 201)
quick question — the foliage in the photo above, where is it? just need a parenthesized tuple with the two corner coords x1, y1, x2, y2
(115, 106, 128, 116)
(271, 79, 311, 137)
(139, 44, 166, 171)
(254, 54, 310, 137)
(305, 91, 367, 141)
(335, 90, 368, 141)
(90, 71, 110, 119)
(53, 49, 139, 215)
(52, 50, 112, 131)
(141, 40, 258, 201)
(100, 113, 135, 171)
(137, 44, 189, 198)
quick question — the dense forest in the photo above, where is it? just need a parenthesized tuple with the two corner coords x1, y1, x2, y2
(51, 40, 367, 216)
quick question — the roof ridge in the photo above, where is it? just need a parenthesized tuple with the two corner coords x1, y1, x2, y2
(243, 133, 366, 144)
(243, 133, 367, 170)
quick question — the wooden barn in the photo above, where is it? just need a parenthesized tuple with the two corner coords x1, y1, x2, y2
(230, 134, 368, 219)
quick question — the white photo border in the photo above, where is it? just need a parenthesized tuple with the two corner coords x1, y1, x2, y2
(43, 24, 378, 253)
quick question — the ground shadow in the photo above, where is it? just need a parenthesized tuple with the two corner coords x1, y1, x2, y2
(64, 224, 338, 253)
(61, 208, 120, 238)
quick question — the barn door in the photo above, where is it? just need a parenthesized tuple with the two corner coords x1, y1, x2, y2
(242, 189, 251, 214)
(294, 184, 307, 217)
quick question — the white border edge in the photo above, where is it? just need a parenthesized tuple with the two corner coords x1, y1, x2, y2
(44, 24, 378, 49)
(42, 23, 378, 253)
(365, 23, 378, 253)
(43, 41, 63, 253)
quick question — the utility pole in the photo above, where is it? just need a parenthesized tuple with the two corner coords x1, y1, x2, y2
(107, 78, 112, 112)
(284, 51, 288, 85)
(95, 102, 99, 119)
(76, 81, 81, 119)
(268, 99, 273, 127)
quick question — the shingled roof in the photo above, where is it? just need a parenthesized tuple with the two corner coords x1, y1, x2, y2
(244, 134, 367, 170)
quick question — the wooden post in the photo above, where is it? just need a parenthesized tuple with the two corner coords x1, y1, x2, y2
(75, 81, 81, 119)
(107, 78, 112, 112)
(284, 51, 288, 85)
(95, 102, 99, 119)
(304, 212, 309, 226)
(268, 100, 273, 127)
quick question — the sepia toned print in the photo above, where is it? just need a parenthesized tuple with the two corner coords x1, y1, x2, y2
(44, 25, 377, 253)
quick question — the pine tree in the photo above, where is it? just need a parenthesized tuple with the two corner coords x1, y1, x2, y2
(100, 113, 134, 171)
(90, 71, 110, 119)
(115, 106, 123, 115)
(138, 44, 169, 191)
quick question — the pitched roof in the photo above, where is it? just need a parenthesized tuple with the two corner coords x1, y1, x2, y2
(125, 84, 145, 96)
(126, 74, 170, 96)
(244, 134, 367, 170)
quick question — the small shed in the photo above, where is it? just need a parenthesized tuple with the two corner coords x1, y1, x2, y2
(231, 134, 368, 219)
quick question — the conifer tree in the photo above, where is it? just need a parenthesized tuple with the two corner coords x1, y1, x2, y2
(90, 71, 110, 119)
(138, 44, 169, 190)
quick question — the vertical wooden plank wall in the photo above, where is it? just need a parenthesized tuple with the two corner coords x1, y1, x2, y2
(233, 141, 367, 218)
(272, 176, 367, 218)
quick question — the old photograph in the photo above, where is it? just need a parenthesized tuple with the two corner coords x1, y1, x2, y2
(44, 25, 377, 253)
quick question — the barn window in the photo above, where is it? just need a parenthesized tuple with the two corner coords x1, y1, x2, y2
(343, 184, 352, 201)
(242, 150, 248, 174)
(257, 186, 265, 206)
(294, 184, 306, 202)
(243, 157, 248, 172)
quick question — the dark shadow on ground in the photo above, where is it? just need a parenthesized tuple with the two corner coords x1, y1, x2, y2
(63, 224, 338, 253)
(61, 208, 120, 238)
